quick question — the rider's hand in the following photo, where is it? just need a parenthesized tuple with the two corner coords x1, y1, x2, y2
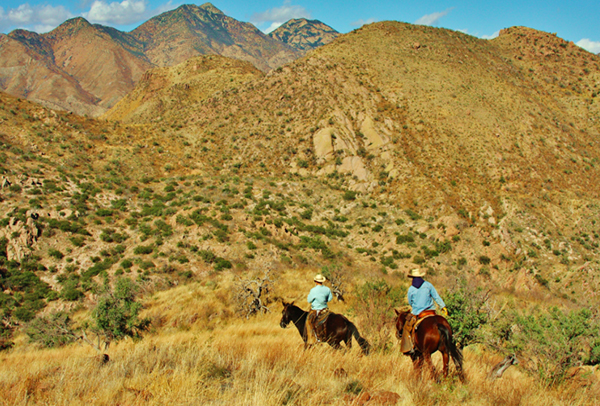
(441, 307, 449, 317)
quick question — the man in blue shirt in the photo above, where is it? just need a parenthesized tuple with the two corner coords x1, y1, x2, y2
(401, 268, 448, 354)
(306, 274, 333, 344)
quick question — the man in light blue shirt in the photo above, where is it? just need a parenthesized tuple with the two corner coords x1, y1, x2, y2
(401, 268, 448, 353)
(306, 274, 333, 344)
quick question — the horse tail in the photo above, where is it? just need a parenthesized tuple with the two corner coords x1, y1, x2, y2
(347, 320, 371, 355)
(438, 322, 464, 377)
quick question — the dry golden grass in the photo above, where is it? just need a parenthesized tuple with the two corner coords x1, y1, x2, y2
(1, 277, 599, 406)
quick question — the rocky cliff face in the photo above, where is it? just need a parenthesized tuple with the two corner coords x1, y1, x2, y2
(268, 18, 339, 52)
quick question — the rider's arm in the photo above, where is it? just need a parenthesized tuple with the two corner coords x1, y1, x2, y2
(326, 288, 333, 303)
(429, 284, 446, 309)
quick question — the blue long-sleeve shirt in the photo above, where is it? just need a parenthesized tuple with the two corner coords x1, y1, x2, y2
(408, 281, 445, 315)
(307, 285, 332, 310)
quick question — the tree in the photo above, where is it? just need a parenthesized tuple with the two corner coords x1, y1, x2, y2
(444, 278, 491, 348)
(89, 277, 150, 348)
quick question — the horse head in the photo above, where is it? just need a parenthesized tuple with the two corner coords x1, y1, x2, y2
(394, 309, 411, 339)
(280, 300, 295, 328)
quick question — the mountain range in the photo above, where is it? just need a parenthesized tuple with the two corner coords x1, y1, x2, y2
(0, 3, 338, 117)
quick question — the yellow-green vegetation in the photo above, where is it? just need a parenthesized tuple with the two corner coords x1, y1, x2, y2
(1, 20, 600, 405)
(1, 276, 599, 405)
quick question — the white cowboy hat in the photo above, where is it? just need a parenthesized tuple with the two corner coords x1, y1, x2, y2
(314, 274, 327, 283)
(407, 268, 426, 278)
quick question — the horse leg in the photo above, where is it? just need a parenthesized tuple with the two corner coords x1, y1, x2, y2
(411, 354, 423, 379)
(423, 353, 438, 382)
(442, 349, 449, 378)
(345, 331, 352, 350)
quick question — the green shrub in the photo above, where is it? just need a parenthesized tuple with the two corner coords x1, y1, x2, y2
(25, 311, 77, 348)
(48, 249, 64, 260)
(404, 209, 421, 221)
(396, 234, 414, 244)
(91, 278, 150, 345)
(214, 257, 232, 271)
(133, 245, 154, 255)
(69, 236, 85, 247)
(120, 259, 133, 269)
(444, 279, 490, 348)
(502, 307, 599, 385)
(300, 208, 313, 220)
(95, 209, 114, 217)
(198, 250, 216, 263)
(342, 190, 357, 201)
(412, 255, 425, 264)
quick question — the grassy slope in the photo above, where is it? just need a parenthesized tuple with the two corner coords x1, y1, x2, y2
(1, 277, 599, 405)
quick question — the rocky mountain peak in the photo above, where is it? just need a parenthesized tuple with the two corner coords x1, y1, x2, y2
(199, 2, 225, 15)
(269, 18, 339, 52)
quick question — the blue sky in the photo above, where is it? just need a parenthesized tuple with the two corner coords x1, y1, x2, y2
(1, 1, 599, 53)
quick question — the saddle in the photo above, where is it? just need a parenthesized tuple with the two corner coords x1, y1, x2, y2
(413, 310, 437, 334)
(311, 308, 331, 341)
(401, 310, 437, 354)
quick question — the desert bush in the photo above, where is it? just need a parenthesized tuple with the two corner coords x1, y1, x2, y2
(46, 219, 90, 235)
(89, 277, 150, 347)
(499, 306, 600, 385)
(396, 234, 414, 244)
(404, 209, 421, 221)
(100, 228, 129, 243)
(214, 257, 232, 271)
(342, 190, 357, 201)
(60, 281, 84, 301)
(25, 311, 77, 348)
(48, 248, 64, 260)
(351, 280, 405, 352)
(69, 236, 85, 247)
(444, 279, 491, 348)
(134, 245, 154, 255)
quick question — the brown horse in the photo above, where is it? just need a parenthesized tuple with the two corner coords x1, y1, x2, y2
(280, 301, 370, 355)
(394, 309, 464, 380)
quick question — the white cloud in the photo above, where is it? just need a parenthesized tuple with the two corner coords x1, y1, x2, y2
(83, 0, 149, 25)
(481, 30, 500, 40)
(0, 4, 72, 33)
(414, 9, 452, 26)
(264, 22, 284, 34)
(251, 1, 311, 32)
(576, 38, 600, 54)
(351, 18, 377, 28)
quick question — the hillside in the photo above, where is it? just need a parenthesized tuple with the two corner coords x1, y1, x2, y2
(1, 21, 600, 404)
(101, 21, 600, 303)
(103, 55, 264, 123)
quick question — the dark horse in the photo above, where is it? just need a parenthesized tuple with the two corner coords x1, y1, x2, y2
(394, 309, 464, 380)
(280, 301, 370, 355)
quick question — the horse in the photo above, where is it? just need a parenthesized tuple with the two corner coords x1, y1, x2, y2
(394, 309, 464, 380)
(280, 301, 370, 355)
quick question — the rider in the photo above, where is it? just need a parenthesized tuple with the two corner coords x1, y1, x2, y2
(306, 274, 333, 344)
(401, 268, 448, 354)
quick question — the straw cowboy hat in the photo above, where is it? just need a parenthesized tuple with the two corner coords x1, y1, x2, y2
(407, 268, 426, 278)
(314, 274, 327, 283)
